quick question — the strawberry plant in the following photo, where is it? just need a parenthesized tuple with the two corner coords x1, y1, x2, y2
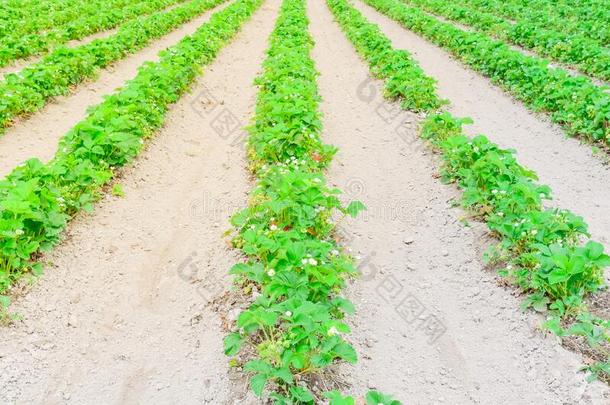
(461, 0, 610, 46)
(0, 0, 264, 295)
(0, 0, 187, 67)
(328, 0, 445, 112)
(223, 0, 401, 402)
(0, 0, 133, 39)
(328, 0, 610, 381)
(361, 0, 610, 146)
(400, 0, 610, 81)
(0, 0, 227, 133)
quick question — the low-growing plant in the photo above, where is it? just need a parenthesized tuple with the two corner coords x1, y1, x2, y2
(328, 0, 609, 381)
(0, 0, 186, 67)
(0, 0, 264, 295)
(0, 0, 227, 133)
(223, 0, 401, 402)
(362, 0, 610, 146)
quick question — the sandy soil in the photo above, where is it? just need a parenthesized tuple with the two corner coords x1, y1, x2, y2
(308, 0, 609, 403)
(0, 0, 608, 403)
(353, 0, 610, 254)
(0, 0, 279, 402)
(0, 1, 231, 179)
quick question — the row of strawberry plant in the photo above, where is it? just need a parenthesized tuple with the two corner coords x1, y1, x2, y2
(221, 0, 400, 403)
(0, 0, 226, 134)
(0, 0, 188, 67)
(461, 0, 610, 46)
(329, 0, 443, 112)
(328, 0, 610, 380)
(359, 0, 610, 146)
(0, 0, 262, 294)
(401, 0, 610, 82)
(0, 0, 133, 38)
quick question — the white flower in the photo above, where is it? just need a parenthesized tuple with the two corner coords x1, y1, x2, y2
(330, 249, 339, 256)
(267, 269, 276, 277)
(491, 189, 498, 194)
(312, 178, 321, 183)
(507, 264, 513, 270)
(301, 259, 308, 265)
(285, 311, 292, 317)
(539, 193, 545, 198)
(269, 224, 278, 231)
(308, 258, 318, 266)
(497, 212, 504, 217)
(327, 326, 339, 336)
(15, 229, 24, 236)
(531, 229, 538, 236)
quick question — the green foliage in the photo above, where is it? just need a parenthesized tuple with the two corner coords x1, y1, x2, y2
(401, 0, 610, 81)
(420, 112, 609, 309)
(330, 0, 609, 380)
(0, 0, 132, 39)
(0, 0, 187, 67)
(0, 0, 226, 133)
(227, 0, 359, 400)
(461, 0, 610, 46)
(328, 0, 444, 112)
(0, 0, 263, 293)
(362, 0, 610, 145)
(224, 0, 401, 402)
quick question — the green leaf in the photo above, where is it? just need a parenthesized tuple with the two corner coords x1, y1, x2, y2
(250, 373, 267, 397)
(223, 333, 243, 356)
(324, 390, 355, 405)
(345, 200, 366, 217)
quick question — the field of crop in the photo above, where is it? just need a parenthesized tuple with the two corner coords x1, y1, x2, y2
(0, 0, 608, 403)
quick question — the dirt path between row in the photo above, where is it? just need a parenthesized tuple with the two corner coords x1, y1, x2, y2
(353, 1, 610, 255)
(0, 0, 279, 403)
(0, 0, 230, 179)
(308, 0, 608, 403)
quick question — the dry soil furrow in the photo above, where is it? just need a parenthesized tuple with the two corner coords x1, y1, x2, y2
(0, 0, 230, 179)
(307, 0, 609, 403)
(0, 0, 279, 403)
(351, 1, 610, 253)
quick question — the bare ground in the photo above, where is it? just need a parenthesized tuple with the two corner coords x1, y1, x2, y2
(0, 0, 230, 178)
(0, 0, 279, 402)
(308, 0, 609, 403)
